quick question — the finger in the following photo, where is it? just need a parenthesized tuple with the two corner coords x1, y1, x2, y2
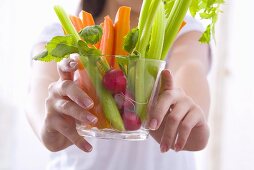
(160, 101, 191, 153)
(57, 80, 94, 109)
(147, 90, 179, 130)
(53, 116, 93, 152)
(174, 108, 203, 152)
(161, 69, 174, 91)
(54, 99, 98, 124)
(57, 58, 78, 80)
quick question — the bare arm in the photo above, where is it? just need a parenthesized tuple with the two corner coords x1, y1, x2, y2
(169, 31, 210, 119)
(26, 44, 59, 138)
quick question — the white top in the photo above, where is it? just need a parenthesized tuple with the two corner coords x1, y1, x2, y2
(37, 15, 204, 170)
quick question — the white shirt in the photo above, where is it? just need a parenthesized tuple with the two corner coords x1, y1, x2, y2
(37, 15, 204, 170)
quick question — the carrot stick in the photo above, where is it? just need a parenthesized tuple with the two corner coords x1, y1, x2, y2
(79, 10, 101, 48)
(100, 16, 114, 67)
(75, 58, 111, 129)
(178, 21, 186, 32)
(69, 15, 84, 32)
(79, 11, 95, 27)
(113, 6, 131, 56)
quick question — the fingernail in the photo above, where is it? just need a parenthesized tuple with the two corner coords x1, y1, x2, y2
(84, 144, 93, 152)
(86, 114, 98, 124)
(149, 119, 158, 130)
(84, 100, 94, 109)
(160, 144, 168, 153)
(69, 61, 78, 69)
(174, 144, 181, 152)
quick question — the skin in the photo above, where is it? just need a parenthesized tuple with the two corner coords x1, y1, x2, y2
(26, 0, 210, 153)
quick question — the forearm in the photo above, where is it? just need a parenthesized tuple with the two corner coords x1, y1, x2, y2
(173, 61, 210, 119)
(169, 32, 210, 150)
(168, 31, 210, 119)
(26, 44, 58, 140)
(25, 73, 54, 139)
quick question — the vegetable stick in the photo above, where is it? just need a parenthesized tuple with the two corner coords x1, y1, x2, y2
(100, 16, 115, 67)
(179, 21, 186, 32)
(79, 11, 95, 27)
(113, 6, 131, 56)
(79, 10, 100, 48)
(69, 15, 84, 32)
(75, 58, 111, 129)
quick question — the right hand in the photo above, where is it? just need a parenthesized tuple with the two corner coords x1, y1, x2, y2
(41, 58, 97, 152)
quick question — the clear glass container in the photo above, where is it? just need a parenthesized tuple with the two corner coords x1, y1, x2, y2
(74, 56, 166, 141)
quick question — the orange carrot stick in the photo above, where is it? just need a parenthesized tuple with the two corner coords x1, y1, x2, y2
(79, 10, 101, 48)
(113, 6, 131, 56)
(69, 15, 84, 32)
(79, 11, 95, 27)
(113, 6, 131, 69)
(75, 58, 111, 129)
(100, 16, 114, 67)
(179, 21, 186, 32)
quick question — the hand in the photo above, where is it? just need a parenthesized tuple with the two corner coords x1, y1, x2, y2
(148, 69, 209, 153)
(40, 58, 97, 152)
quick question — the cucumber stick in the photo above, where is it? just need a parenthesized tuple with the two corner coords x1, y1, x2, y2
(86, 59, 125, 131)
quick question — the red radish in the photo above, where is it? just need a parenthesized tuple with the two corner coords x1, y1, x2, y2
(114, 92, 135, 112)
(114, 93, 125, 110)
(103, 69, 126, 94)
(122, 111, 141, 131)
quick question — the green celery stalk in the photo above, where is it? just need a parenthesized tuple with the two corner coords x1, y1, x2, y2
(137, 0, 151, 40)
(134, 1, 162, 120)
(161, 0, 192, 60)
(84, 58, 125, 131)
(147, 2, 165, 60)
(54, 5, 80, 42)
(135, 59, 145, 120)
(137, 0, 161, 57)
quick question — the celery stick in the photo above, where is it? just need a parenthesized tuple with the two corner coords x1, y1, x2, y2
(135, 59, 146, 120)
(135, 1, 161, 120)
(161, 0, 192, 60)
(137, 0, 161, 57)
(147, 2, 165, 60)
(85, 58, 125, 131)
(137, 0, 151, 39)
(54, 5, 80, 42)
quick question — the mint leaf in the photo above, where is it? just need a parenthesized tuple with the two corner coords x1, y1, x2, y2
(123, 28, 139, 54)
(51, 44, 78, 57)
(79, 25, 103, 45)
(77, 40, 101, 57)
(33, 35, 78, 62)
(33, 50, 65, 62)
(46, 35, 77, 53)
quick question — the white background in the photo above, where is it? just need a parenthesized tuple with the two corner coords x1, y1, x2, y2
(0, 0, 254, 170)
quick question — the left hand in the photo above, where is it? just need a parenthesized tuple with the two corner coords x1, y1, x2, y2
(147, 69, 209, 153)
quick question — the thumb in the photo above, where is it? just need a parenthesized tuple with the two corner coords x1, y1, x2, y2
(160, 69, 174, 91)
(57, 58, 78, 80)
